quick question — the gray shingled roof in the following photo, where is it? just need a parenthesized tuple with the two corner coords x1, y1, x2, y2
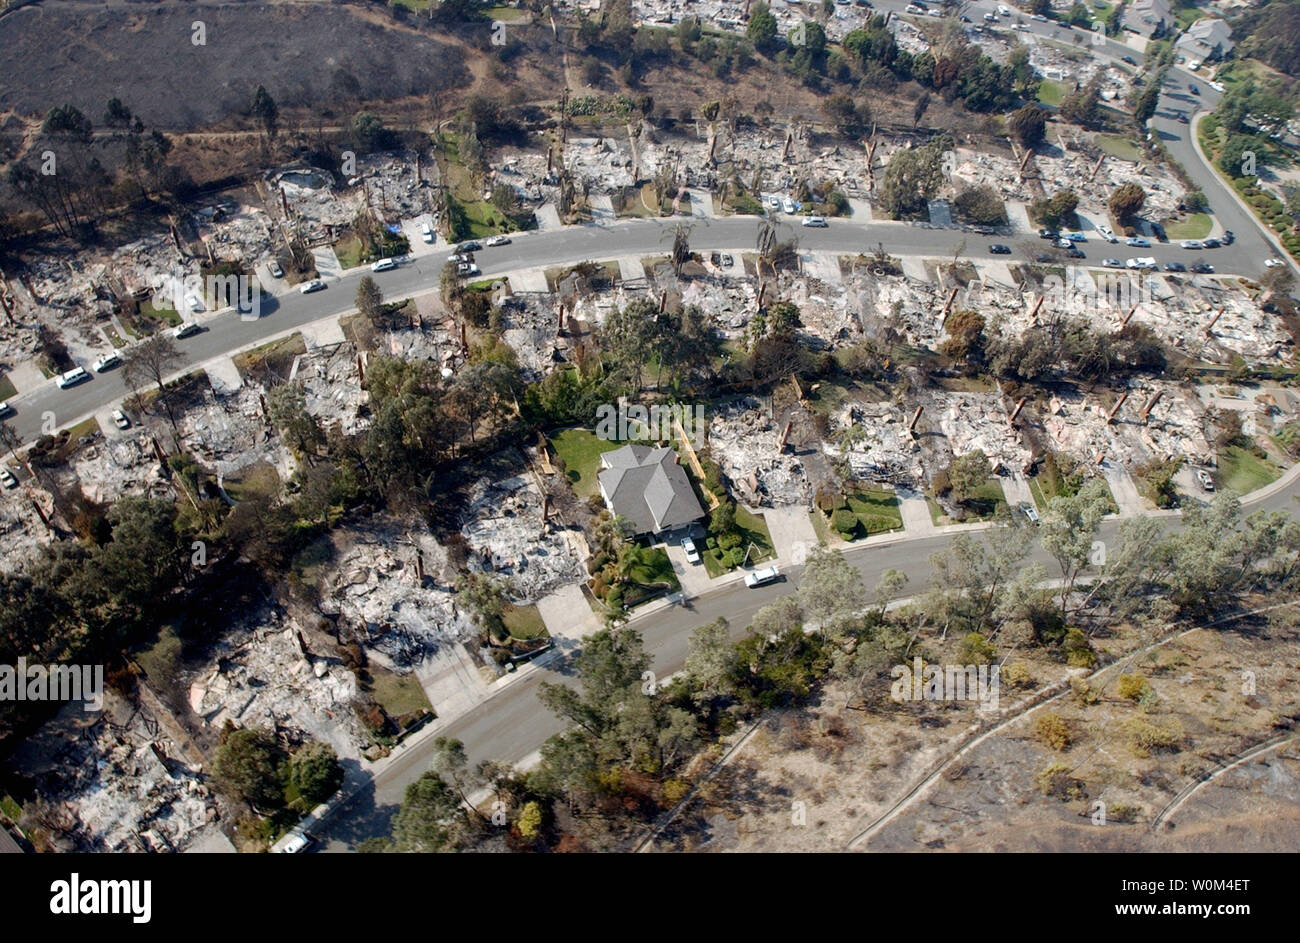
(598, 445, 705, 535)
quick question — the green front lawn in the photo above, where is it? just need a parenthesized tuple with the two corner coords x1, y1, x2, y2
(611, 545, 681, 609)
(502, 603, 549, 640)
(929, 479, 1008, 524)
(550, 427, 622, 497)
(365, 665, 432, 721)
(1163, 213, 1212, 239)
(1216, 444, 1282, 495)
(819, 486, 903, 541)
(1094, 133, 1142, 162)
(701, 506, 775, 577)
(333, 233, 365, 271)
(1037, 80, 1068, 108)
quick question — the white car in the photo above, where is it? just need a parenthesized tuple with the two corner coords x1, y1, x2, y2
(802, 215, 828, 227)
(0, 400, 11, 417)
(278, 830, 313, 854)
(766, 195, 780, 209)
(1135, 257, 1157, 269)
(299, 279, 327, 294)
(110, 409, 130, 430)
(929, 8, 943, 16)
(56, 367, 90, 389)
(1032, 13, 1047, 21)
(0, 467, 16, 489)
(984, 12, 997, 21)
(1126, 236, 1150, 247)
(1102, 258, 1124, 268)
(681, 536, 701, 565)
(1056, 238, 1073, 249)
(93, 353, 121, 372)
(457, 262, 481, 276)
(1097, 224, 1117, 243)
(185, 294, 205, 314)
(1265, 258, 1285, 268)
(267, 260, 284, 278)
(172, 322, 201, 339)
(745, 565, 781, 588)
(1180, 240, 1203, 249)
(1014, 22, 1030, 30)
(485, 235, 511, 247)
(782, 197, 797, 214)
(1196, 469, 1215, 492)
(420, 222, 435, 244)
(370, 258, 397, 272)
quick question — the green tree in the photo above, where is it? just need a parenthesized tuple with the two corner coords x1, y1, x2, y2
(213, 726, 286, 809)
(287, 741, 344, 805)
(1108, 182, 1146, 221)
(267, 381, 325, 459)
(392, 771, 468, 852)
(250, 85, 279, 140)
(1007, 104, 1047, 147)
(1040, 478, 1111, 616)
(747, 3, 779, 53)
(798, 547, 867, 637)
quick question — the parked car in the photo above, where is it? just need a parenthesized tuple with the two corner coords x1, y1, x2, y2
(1034, 252, 1054, 263)
(1102, 258, 1123, 268)
(1265, 258, 1285, 268)
(1064, 232, 1087, 242)
(184, 294, 205, 314)
(1221, 230, 1234, 245)
(681, 536, 701, 565)
(0, 467, 16, 489)
(983, 12, 997, 22)
(172, 321, 201, 339)
(745, 565, 782, 588)
(1032, 13, 1047, 21)
(92, 353, 121, 372)
(1097, 225, 1117, 243)
(1126, 236, 1150, 247)
(989, 244, 1012, 254)
(278, 830, 313, 854)
(457, 262, 481, 276)
(1180, 240, 1203, 249)
(781, 197, 797, 214)
(110, 409, 130, 430)
(1190, 262, 1214, 274)
(458, 241, 482, 253)
(420, 222, 435, 243)
(1038, 228, 1059, 240)
(370, 257, 397, 272)
(1188, 83, 1199, 95)
(299, 279, 327, 294)
(56, 367, 89, 389)
(0, 400, 11, 417)
(485, 235, 511, 247)
(1065, 246, 1086, 259)
(1202, 237, 1221, 249)
(766, 195, 780, 209)
(1020, 503, 1040, 524)
(267, 260, 284, 278)
(1164, 261, 1187, 272)
(802, 215, 828, 227)
(720, 253, 734, 267)
(1014, 22, 1030, 30)
(1196, 469, 1215, 492)
(1055, 237, 1073, 249)
(1121, 55, 1137, 65)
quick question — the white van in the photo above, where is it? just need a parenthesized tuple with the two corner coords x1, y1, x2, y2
(56, 367, 89, 389)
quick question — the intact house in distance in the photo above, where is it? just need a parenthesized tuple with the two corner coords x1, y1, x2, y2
(597, 444, 705, 539)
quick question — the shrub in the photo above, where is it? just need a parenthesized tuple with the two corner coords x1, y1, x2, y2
(1034, 712, 1072, 751)
(958, 632, 996, 666)
(1063, 627, 1096, 668)
(1036, 762, 1084, 800)
(661, 779, 690, 804)
(1117, 673, 1151, 702)
(1122, 716, 1184, 757)
(1002, 661, 1033, 689)
(1108, 803, 1138, 824)
(832, 508, 857, 535)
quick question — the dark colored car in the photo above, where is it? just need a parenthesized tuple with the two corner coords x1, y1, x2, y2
(1034, 252, 1054, 263)
(1065, 246, 1086, 259)
(989, 244, 1012, 254)
(1038, 228, 1058, 240)
(1188, 83, 1200, 95)
(1191, 262, 1214, 274)
(1164, 261, 1187, 272)
(1121, 55, 1137, 65)
(1202, 237, 1221, 248)
(1222, 230, 1234, 245)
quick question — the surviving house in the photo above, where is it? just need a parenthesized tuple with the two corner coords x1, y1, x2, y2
(1122, 0, 1173, 38)
(597, 444, 706, 537)
(1175, 18, 1235, 63)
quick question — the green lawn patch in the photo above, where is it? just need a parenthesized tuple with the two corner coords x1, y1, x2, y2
(140, 298, 182, 328)
(365, 664, 433, 721)
(1, 795, 21, 821)
(929, 479, 1007, 524)
(1217, 444, 1282, 495)
(1163, 213, 1212, 239)
(1094, 133, 1142, 162)
(333, 233, 365, 271)
(550, 427, 622, 497)
(0, 372, 15, 401)
(818, 486, 903, 541)
(702, 506, 775, 576)
(501, 603, 549, 641)
(617, 545, 680, 608)
(1037, 80, 1067, 108)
